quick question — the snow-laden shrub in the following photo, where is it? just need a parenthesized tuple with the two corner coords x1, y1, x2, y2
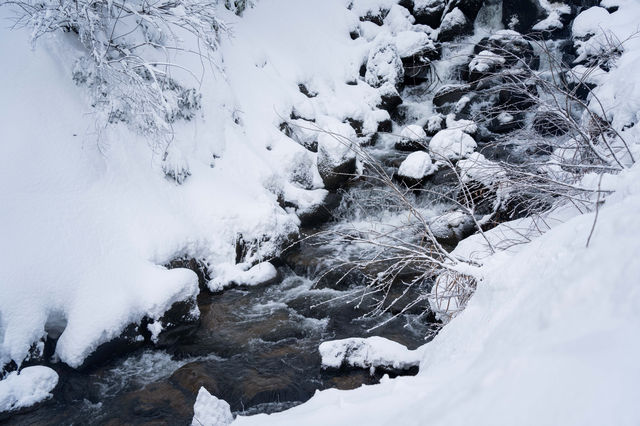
(4, 0, 225, 138)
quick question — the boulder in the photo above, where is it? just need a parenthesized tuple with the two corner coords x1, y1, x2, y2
(502, 0, 546, 34)
(317, 120, 358, 190)
(396, 124, 428, 151)
(365, 35, 404, 89)
(437, 7, 472, 42)
(396, 151, 434, 186)
(533, 111, 570, 137)
(412, 0, 445, 28)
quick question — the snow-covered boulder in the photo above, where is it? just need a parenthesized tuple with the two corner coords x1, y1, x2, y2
(429, 129, 477, 161)
(437, 7, 472, 42)
(377, 82, 403, 112)
(468, 50, 506, 81)
(191, 387, 233, 426)
(208, 262, 279, 292)
(365, 34, 404, 89)
(319, 337, 422, 371)
(395, 31, 440, 85)
(396, 124, 428, 151)
(397, 151, 434, 184)
(432, 83, 472, 109)
(317, 119, 358, 190)
(425, 114, 444, 136)
(383, 4, 415, 34)
(428, 210, 476, 245)
(473, 30, 538, 70)
(445, 113, 477, 134)
(0, 366, 58, 414)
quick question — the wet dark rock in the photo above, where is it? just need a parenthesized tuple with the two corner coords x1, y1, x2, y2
(349, 29, 360, 40)
(432, 83, 472, 109)
(297, 192, 342, 227)
(401, 45, 440, 85)
(377, 86, 403, 112)
(394, 138, 428, 152)
(533, 111, 570, 137)
(473, 32, 539, 70)
(443, 0, 484, 22)
(486, 112, 525, 134)
(318, 156, 356, 191)
(377, 118, 393, 133)
(412, 0, 445, 28)
(502, 0, 546, 34)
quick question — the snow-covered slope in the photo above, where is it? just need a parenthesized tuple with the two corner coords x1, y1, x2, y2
(0, 0, 384, 370)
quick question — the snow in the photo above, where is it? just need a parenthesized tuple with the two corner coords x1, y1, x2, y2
(319, 337, 422, 370)
(468, 50, 505, 73)
(400, 124, 427, 141)
(429, 129, 477, 161)
(233, 150, 640, 426)
(394, 31, 436, 58)
(232, 5, 640, 425)
(208, 262, 278, 292)
(192, 387, 234, 426)
(0, 0, 388, 372)
(457, 152, 506, 187)
(0, 367, 59, 413)
(365, 33, 405, 89)
(445, 113, 477, 134)
(439, 7, 467, 32)
(397, 151, 434, 180)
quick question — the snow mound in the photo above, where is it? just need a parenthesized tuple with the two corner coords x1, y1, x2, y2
(429, 129, 477, 161)
(400, 124, 427, 141)
(208, 262, 278, 292)
(319, 337, 422, 370)
(0, 366, 58, 413)
(192, 387, 233, 426)
(468, 50, 505, 73)
(398, 151, 434, 180)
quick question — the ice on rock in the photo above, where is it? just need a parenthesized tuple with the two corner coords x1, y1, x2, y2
(319, 337, 422, 370)
(191, 387, 233, 426)
(0, 366, 59, 413)
(398, 151, 434, 180)
(429, 129, 477, 161)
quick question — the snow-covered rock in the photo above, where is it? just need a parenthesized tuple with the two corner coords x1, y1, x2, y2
(365, 34, 404, 89)
(396, 124, 428, 151)
(208, 262, 278, 292)
(0, 366, 58, 414)
(468, 50, 505, 80)
(192, 387, 233, 426)
(397, 151, 434, 181)
(428, 210, 476, 245)
(437, 7, 471, 42)
(316, 118, 358, 190)
(429, 129, 477, 161)
(319, 337, 422, 370)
